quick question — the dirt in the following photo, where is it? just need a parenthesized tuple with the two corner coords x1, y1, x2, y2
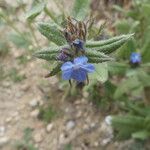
(1, 0, 149, 150)
(0, 46, 133, 150)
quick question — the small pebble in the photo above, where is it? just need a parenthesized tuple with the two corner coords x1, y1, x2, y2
(33, 133, 43, 143)
(0, 126, 5, 136)
(29, 99, 39, 108)
(101, 138, 111, 146)
(46, 123, 53, 133)
(0, 137, 9, 146)
(105, 116, 112, 125)
(11, 111, 19, 117)
(5, 117, 12, 123)
(30, 109, 40, 118)
(66, 120, 75, 130)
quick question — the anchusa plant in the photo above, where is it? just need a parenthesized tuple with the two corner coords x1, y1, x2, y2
(34, 17, 133, 87)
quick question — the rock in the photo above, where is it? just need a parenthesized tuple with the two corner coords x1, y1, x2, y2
(90, 122, 96, 128)
(76, 111, 82, 118)
(5, 117, 12, 123)
(0, 126, 5, 136)
(83, 91, 89, 98)
(94, 141, 99, 147)
(83, 124, 89, 131)
(11, 111, 19, 117)
(29, 99, 39, 108)
(2, 82, 11, 88)
(21, 84, 30, 91)
(100, 122, 113, 137)
(33, 133, 43, 143)
(99, 121, 113, 146)
(46, 123, 53, 133)
(105, 116, 112, 125)
(101, 138, 112, 146)
(0, 137, 9, 146)
(30, 109, 40, 118)
(15, 92, 23, 98)
(66, 120, 75, 130)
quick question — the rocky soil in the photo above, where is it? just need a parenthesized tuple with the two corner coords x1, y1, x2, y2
(1, 49, 147, 150)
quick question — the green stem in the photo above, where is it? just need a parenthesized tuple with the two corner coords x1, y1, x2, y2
(27, 22, 40, 47)
(44, 7, 59, 25)
(17, 1, 40, 48)
(1, 15, 28, 41)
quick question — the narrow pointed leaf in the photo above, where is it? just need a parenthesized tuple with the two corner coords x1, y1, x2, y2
(37, 22, 66, 45)
(89, 34, 134, 54)
(34, 46, 61, 55)
(49, 62, 62, 77)
(86, 50, 110, 58)
(72, 0, 90, 20)
(90, 63, 108, 83)
(88, 57, 114, 63)
(132, 130, 150, 140)
(33, 53, 57, 61)
(25, 2, 45, 21)
(86, 34, 133, 48)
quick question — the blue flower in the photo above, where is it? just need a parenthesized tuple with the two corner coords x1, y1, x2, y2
(130, 52, 141, 64)
(73, 39, 84, 50)
(61, 56, 95, 82)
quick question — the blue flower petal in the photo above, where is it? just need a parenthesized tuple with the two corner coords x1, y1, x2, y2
(80, 64, 95, 73)
(61, 62, 73, 71)
(62, 69, 73, 80)
(130, 52, 141, 63)
(74, 56, 88, 64)
(72, 69, 87, 82)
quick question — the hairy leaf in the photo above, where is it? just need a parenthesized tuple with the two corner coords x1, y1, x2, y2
(25, 2, 45, 21)
(33, 53, 57, 61)
(86, 50, 110, 58)
(72, 0, 90, 20)
(48, 62, 62, 77)
(86, 34, 132, 48)
(88, 57, 114, 63)
(90, 34, 134, 54)
(92, 63, 108, 83)
(132, 130, 150, 140)
(38, 22, 66, 45)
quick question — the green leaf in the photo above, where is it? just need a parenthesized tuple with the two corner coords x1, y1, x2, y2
(86, 34, 131, 48)
(48, 62, 62, 77)
(9, 33, 31, 49)
(90, 63, 108, 83)
(86, 50, 110, 58)
(114, 76, 142, 99)
(33, 46, 67, 61)
(37, 22, 66, 45)
(35, 46, 61, 55)
(72, 0, 90, 20)
(141, 4, 150, 19)
(88, 57, 114, 63)
(91, 34, 134, 54)
(108, 62, 128, 75)
(112, 114, 145, 140)
(132, 130, 150, 140)
(25, 2, 45, 21)
(112, 115, 145, 131)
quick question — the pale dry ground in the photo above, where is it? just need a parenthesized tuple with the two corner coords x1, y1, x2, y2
(1, 52, 149, 150)
(1, 0, 149, 150)
(0, 54, 135, 150)
(0, 51, 113, 150)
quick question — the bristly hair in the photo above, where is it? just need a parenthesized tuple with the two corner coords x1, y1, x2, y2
(63, 17, 87, 43)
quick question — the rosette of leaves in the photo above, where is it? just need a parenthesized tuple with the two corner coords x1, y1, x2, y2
(33, 17, 133, 84)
